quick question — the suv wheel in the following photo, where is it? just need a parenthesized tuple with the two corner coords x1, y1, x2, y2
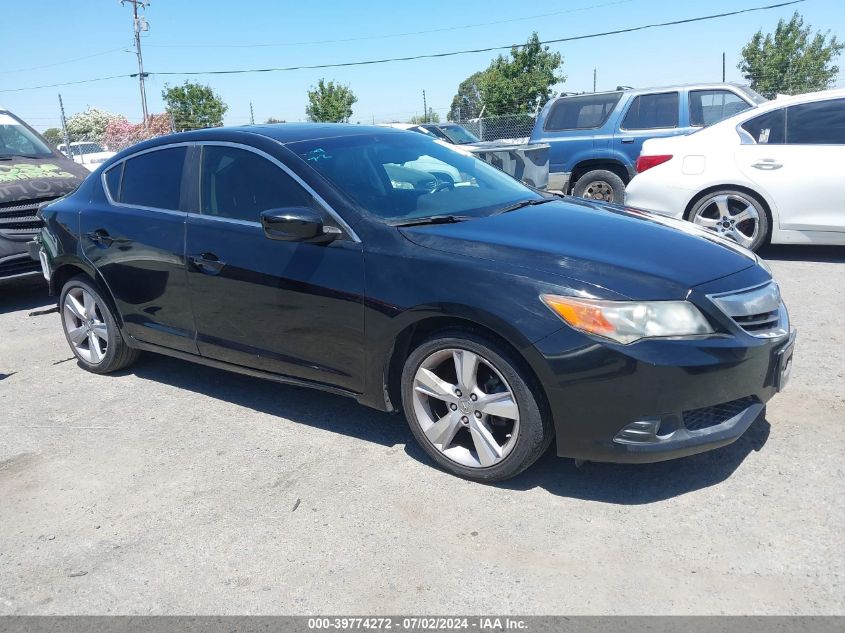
(572, 169, 626, 203)
(60, 275, 140, 374)
(686, 189, 769, 252)
(401, 332, 552, 482)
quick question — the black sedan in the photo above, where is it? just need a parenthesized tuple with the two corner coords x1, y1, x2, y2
(34, 124, 796, 481)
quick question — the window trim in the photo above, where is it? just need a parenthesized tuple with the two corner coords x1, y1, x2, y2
(542, 92, 623, 132)
(688, 88, 753, 128)
(101, 140, 360, 242)
(619, 91, 680, 132)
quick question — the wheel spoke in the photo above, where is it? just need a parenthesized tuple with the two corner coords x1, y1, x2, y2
(88, 332, 104, 363)
(731, 205, 759, 225)
(477, 391, 518, 420)
(452, 350, 479, 392)
(82, 290, 97, 319)
(713, 195, 730, 217)
(694, 216, 720, 229)
(730, 226, 754, 249)
(415, 367, 457, 402)
(424, 411, 463, 449)
(469, 418, 503, 467)
(65, 294, 86, 321)
(91, 323, 109, 343)
(67, 326, 88, 345)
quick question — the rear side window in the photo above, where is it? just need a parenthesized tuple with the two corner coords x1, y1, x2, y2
(786, 99, 845, 144)
(200, 145, 314, 222)
(741, 108, 785, 144)
(544, 93, 622, 131)
(119, 147, 187, 210)
(621, 92, 679, 130)
(103, 163, 122, 200)
(689, 90, 752, 126)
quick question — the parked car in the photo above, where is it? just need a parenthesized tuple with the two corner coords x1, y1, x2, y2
(34, 124, 795, 481)
(414, 123, 481, 145)
(57, 141, 117, 172)
(625, 89, 845, 251)
(0, 107, 89, 283)
(529, 83, 766, 202)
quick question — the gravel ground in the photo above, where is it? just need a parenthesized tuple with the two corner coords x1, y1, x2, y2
(1, 245, 843, 615)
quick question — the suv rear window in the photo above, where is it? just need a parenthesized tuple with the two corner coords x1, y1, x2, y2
(544, 93, 622, 131)
(621, 92, 679, 130)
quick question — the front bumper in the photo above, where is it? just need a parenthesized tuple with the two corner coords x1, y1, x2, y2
(533, 319, 796, 464)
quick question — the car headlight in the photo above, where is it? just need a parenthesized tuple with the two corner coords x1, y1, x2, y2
(540, 294, 714, 344)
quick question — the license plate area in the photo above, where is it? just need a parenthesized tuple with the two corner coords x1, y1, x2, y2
(774, 331, 796, 391)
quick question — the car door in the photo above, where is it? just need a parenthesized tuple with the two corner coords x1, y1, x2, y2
(185, 142, 365, 392)
(81, 145, 198, 353)
(613, 91, 685, 163)
(735, 98, 845, 233)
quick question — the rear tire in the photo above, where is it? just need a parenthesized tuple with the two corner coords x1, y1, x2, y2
(59, 275, 139, 374)
(401, 331, 553, 482)
(686, 188, 769, 252)
(572, 169, 626, 203)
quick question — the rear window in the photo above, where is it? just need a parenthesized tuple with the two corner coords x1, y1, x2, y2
(621, 92, 679, 130)
(104, 162, 122, 200)
(544, 93, 622, 131)
(119, 147, 186, 210)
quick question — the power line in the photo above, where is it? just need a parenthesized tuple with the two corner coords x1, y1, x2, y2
(0, 1, 807, 93)
(0, 47, 130, 75)
(145, 0, 635, 49)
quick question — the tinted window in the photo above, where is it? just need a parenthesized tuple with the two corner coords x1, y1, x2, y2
(544, 93, 622, 131)
(120, 147, 186, 210)
(690, 90, 752, 126)
(200, 145, 312, 222)
(621, 92, 679, 130)
(741, 108, 785, 144)
(786, 99, 845, 144)
(104, 163, 122, 200)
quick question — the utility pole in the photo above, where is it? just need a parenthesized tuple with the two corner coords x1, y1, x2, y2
(593, 68, 597, 92)
(250, 102, 255, 125)
(122, 1, 150, 128)
(422, 90, 427, 123)
(58, 94, 72, 158)
(722, 52, 726, 82)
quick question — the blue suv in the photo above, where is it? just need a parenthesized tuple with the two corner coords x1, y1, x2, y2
(529, 83, 766, 202)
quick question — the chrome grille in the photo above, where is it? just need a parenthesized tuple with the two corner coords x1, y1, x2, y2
(0, 197, 54, 238)
(708, 281, 789, 338)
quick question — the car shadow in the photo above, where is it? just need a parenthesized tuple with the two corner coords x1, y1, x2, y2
(0, 279, 52, 314)
(759, 244, 845, 263)
(113, 354, 769, 504)
(496, 416, 771, 504)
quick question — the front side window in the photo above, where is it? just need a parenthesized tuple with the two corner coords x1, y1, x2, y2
(786, 99, 845, 145)
(544, 93, 622, 131)
(291, 134, 537, 222)
(690, 90, 752, 127)
(740, 108, 785, 144)
(199, 145, 314, 222)
(119, 146, 187, 210)
(621, 92, 679, 130)
(0, 112, 54, 158)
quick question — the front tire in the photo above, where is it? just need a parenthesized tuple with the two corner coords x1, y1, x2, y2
(60, 275, 139, 374)
(572, 169, 626, 203)
(401, 331, 552, 482)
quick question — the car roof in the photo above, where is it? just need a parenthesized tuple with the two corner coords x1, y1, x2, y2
(242, 122, 408, 143)
(553, 82, 754, 99)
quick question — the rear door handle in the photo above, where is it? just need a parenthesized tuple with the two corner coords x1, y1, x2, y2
(85, 229, 113, 247)
(751, 159, 782, 170)
(189, 252, 226, 275)
(620, 137, 635, 144)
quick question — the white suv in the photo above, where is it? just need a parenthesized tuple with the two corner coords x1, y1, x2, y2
(625, 89, 845, 251)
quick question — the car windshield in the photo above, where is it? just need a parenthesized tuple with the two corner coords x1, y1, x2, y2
(736, 86, 768, 105)
(439, 125, 480, 145)
(0, 113, 54, 158)
(291, 132, 539, 223)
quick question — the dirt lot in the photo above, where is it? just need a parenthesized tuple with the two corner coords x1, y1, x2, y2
(1, 245, 843, 615)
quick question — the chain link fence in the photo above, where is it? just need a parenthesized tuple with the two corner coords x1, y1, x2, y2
(453, 113, 537, 142)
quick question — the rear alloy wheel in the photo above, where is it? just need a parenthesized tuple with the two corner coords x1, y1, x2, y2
(60, 275, 140, 374)
(401, 332, 552, 481)
(687, 190, 769, 252)
(572, 169, 626, 204)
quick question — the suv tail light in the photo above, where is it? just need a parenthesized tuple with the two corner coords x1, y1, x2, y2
(636, 154, 673, 173)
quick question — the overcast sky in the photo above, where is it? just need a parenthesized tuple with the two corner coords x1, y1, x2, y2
(1, 0, 843, 131)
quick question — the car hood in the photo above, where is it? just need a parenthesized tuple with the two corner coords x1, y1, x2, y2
(0, 155, 88, 205)
(399, 198, 758, 300)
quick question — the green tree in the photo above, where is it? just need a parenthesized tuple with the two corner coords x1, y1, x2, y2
(448, 71, 485, 121)
(408, 109, 440, 124)
(162, 81, 228, 131)
(305, 79, 357, 123)
(41, 127, 63, 147)
(478, 32, 565, 116)
(66, 108, 123, 142)
(739, 12, 843, 98)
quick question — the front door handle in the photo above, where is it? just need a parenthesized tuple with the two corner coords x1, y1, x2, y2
(85, 229, 113, 247)
(188, 252, 226, 275)
(620, 137, 635, 144)
(751, 159, 783, 170)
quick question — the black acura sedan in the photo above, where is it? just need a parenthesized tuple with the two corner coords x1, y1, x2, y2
(33, 124, 796, 481)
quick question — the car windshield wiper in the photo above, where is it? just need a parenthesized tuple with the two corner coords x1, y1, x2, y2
(391, 214, 474, 227)
(493, 198, 557, 215)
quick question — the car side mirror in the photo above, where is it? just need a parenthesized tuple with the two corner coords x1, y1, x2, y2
(260, 207, 339, 243)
